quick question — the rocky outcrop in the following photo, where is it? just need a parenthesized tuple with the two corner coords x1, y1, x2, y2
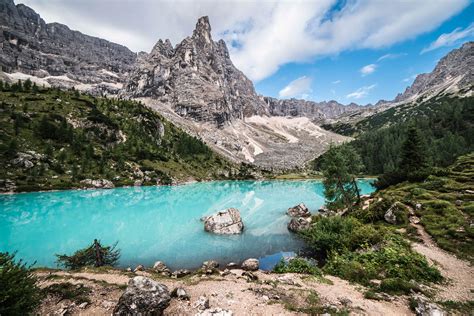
(410, 294, 446, 316)
(113, 276, 170, 316)
(153, 261, 171, 276)
(287, 203, 311, 218)
(287, 217, 312, 232)
(241, 258, 259, 271)
(80, 179, 115, 189)
(122, 16, 268, 127)
(395, 42, 473, 103)
(203, 208, 244, 234)
(0, 0, 136, 92)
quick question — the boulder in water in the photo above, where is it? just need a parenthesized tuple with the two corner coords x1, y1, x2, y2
(113, 276, 170, 315)
(288, 217, 312, 232)
(204, 208, 244, 235)
(287, 203, 311, 217)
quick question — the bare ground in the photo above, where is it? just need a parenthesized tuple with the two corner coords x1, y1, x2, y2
(35, 269, 412, 315)
(410, 221, 474, 302)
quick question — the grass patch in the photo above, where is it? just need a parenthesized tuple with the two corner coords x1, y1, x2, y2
(43, 283, 91, 304)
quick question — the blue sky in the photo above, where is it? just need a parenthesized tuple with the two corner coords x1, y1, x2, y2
(256, 3, 474, 105)
(20, 0, 474, 105)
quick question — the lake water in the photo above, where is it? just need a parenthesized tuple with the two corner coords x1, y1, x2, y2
(0, 180, 375, 270)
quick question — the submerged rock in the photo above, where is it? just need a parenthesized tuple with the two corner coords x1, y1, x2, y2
(241, 258, 259, 271)
(204, 208, 244, 234)
(287, 203, 311, 217)
(288, 217, 312, 232)
(113, 276, 170, 316)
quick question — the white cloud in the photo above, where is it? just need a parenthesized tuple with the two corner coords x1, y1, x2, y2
(360, 64, 377, 76)
(377, 53, 407, 61)
(332, 80, 341, 84)
(18, 0, 469, 81)
(279, 76, 312, 98)
(347, 84, 376, 99)
(421, 23, 474, 54)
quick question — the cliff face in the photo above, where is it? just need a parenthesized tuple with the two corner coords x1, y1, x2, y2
(122, 17, 268, 127)
(263, 97, 363, 122)
(0, 0, 136, 92)
(395, 41, 473, 102)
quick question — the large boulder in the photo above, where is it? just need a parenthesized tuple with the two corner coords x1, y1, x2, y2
(411, 294, 446, 316)
(241, 258, 259, 271)
(287, 203, 311, 217)
(80, 179, 115, 189)
(288, 217, 312, 232)
(203, 208, 244, 234)
(113, 276, 170, 316)
(384, 202, 408, 225)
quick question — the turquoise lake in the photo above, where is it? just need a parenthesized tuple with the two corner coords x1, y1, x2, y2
(0, 180, 375, 269)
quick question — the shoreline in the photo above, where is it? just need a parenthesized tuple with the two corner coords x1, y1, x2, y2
(0, 176, 377, 195)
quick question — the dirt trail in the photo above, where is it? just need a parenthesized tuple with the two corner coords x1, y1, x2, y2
(35, 269, 413, 315)
(408, 205, 474, 302)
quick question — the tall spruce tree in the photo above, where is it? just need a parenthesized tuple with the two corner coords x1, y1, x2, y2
(400, 125, 429, 179)
(321, 144, 363, 211)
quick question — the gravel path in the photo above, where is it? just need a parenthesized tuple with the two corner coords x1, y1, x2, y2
(409, 209, 474, 302)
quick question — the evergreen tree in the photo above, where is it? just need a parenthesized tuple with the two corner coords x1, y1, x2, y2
(0, 80, 3, 91)
(400, 125, 430, 180)
(23, 79, 32, 91)
(321, 144, 363, 211)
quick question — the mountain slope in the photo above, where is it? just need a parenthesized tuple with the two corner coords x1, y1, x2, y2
(0, 83, 236, 193)
(0, 0, 136, 93)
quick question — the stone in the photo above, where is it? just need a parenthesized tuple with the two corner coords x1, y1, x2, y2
(288, 216, 312, 232)
(202, 260, 219, 270)
(171, 287, 190, 300)
(220, 269, 231, 276)
(113, 276, 170, 316)
(416, 203, 422, 210)
(196, 307, 233, 316)
(171, 269, 191, 278)
(133, 264, 145, 272)
(455, 200, 462, 206)
(277, 274, 297, 285)
(193, 296, 210, 311)
(241, 258, 259, 271)
(410, 216, 421, 224)
(78, 302, 88, 309)
(338, 297, 352, 307)
(242, 271, 258, 281)
(80, 179, 115, 189)
(204, 208, 244, 235)
(384, 202, 407, 225)
(411, 294, 446, 316)
(287, 203, 311, 217)
(226, 262, 238, 269)
(153, 261, 171, 276)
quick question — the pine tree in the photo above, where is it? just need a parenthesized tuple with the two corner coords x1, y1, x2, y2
(400, 125, 429, 179)
(321, 144, 363, 211)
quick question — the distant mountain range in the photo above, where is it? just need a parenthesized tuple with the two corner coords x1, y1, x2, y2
(0, 0, 472, 168)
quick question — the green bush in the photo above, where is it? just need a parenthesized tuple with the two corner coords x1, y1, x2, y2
(273, 257, 321, 276)
(0, 252, 42, 315)
(300, 216, 384, 257)
(325, 236, 442, 289)
(379, 278, 420, 295)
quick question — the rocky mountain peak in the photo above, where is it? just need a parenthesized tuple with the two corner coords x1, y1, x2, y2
(122, 16, 268, 127)
(193, 16, 212, 43)
(395, 41, 473, 102)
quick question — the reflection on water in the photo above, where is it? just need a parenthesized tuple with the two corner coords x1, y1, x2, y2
(0, 180, 374, 269)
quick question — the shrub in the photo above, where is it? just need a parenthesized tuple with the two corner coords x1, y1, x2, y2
(300, 216, 384, 257)
(44, 283, 91, 304)
(0, 252, 42, 315)
(56, 240, 120, 269)
(325, 236, 442, 290)
(273, 258, 321, 276)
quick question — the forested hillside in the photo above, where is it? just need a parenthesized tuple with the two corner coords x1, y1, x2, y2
(316, 94, 473, 175)
(0, 80, 237, 192)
